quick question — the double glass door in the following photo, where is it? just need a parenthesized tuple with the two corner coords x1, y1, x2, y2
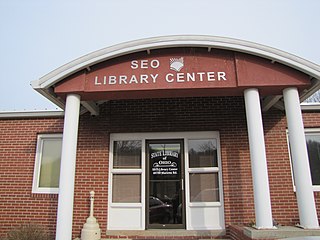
(146, 140, 185, 229)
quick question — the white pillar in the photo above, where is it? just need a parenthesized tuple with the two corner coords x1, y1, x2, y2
(56, 94, 81, 240)
(283, 87, 319, 229)
(244, 88, 273, 229)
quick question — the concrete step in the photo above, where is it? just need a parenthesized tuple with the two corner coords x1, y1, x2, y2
(103, 229, 228, 239)
(101, 239, 230, 240)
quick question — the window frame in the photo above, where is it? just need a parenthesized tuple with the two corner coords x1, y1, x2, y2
(109, 138, 143, 206)
(107, 131, 224, 230)
(288, 128, 320, 192)
(32, 133, 63, 194)
(112, 173, 142, 203)
(187, 138, 221, 206)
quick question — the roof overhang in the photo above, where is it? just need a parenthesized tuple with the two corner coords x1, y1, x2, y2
(31, 35, 320, 114)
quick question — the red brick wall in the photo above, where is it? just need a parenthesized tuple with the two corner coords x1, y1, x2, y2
(0, 117, 63, 237)
(264, 110, 299, 225)
(73, 113, 110, 237)
(1, 97, 320, 239)
(302, 111, 320, 219)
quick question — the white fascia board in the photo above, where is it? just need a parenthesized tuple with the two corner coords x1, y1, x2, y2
(301, 103, 320, 111)
(0, 110, 64, 119)
(31, 35, 320, 90)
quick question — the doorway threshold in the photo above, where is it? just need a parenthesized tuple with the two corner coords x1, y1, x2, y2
(105, 229, 227, 239)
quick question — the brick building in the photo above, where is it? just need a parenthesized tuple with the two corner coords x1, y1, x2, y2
(1, 36, 320, 239)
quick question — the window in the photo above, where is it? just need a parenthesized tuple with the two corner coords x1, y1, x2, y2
(32, 134, 62, 194)
(188, 139, 218, 168)
(108, 132, 224, 231)
(288, 129, 320, 191)
(188, 139, 220, 202)
(112, 174, 141, 203)
(189, 173, 219, 202)
(113, 140, 141, 169)
(111, 140, 142, 203)
(306, 130, 320, 189)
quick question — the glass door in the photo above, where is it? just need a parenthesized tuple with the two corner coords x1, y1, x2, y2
(146, 140, 185, 229)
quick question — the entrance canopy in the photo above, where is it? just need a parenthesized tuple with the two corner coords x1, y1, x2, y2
(31, 35, 320, 115)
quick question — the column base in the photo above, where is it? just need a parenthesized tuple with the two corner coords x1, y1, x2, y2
(252, 225, 277, 230)
(296, 223, 320, 230)
(241, 225, 320, 239)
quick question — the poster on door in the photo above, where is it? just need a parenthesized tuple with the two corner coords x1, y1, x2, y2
(149, 144, 181, 180)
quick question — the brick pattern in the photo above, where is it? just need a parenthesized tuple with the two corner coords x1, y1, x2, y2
(228, 225, 252, 240)
(0, 97, 320, 239)
(0, 118, 63, 237)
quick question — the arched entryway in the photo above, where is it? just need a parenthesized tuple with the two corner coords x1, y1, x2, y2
(31, 35, 320, 239)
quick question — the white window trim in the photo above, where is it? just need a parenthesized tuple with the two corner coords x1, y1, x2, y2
(185, 137, 223, 210)
(32, 133, 62, 194)
(287, 128, 320, 192)
(108, 131, 224, 230)
(108, 136, 145, 230)
(109, 138, 144, 205)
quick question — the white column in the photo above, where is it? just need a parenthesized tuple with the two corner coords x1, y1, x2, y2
(244, 88, 273, 229)
(56, 94, 81, 240)
(283, 87, 319, 229)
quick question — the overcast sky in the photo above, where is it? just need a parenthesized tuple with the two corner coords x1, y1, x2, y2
(0, 0, 319, 111)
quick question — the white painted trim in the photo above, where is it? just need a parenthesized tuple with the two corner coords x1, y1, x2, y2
(109, 203, 143, 208)
(107, 138, 145, 230)
(32, 35, 320, 90)
(287, 128, 320, 192)
(188, 167, 219, 173)
(185, 135, 224, 230)
(286, 129, 296, 192)
(189, 202, 222, 207)
(32, 134, 63, 194)
(301, 103, 320, 111)
(110, 131, 219, 140)
(141, 138, 146, 228)
(111, 169, 143, 174)
(31, 35, 320, 109)
(0, 110, 64, 119)
(108, 131, 224, 231)
(107, 135, 114, 229)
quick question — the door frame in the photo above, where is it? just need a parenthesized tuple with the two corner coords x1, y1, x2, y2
(108, 131, 225, 231)
(146, 139, 186, 229)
